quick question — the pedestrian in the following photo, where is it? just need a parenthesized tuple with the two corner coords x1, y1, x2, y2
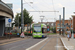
(67, 29, 71, 41)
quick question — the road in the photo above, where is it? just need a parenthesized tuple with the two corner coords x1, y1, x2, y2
(0, 35, 65, 50)
(0, 37, 44, 50)
(28, 35, 65, 50)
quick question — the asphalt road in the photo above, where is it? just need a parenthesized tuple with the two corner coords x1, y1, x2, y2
(0, 35, 65, 50)
(0, 37, 44, 50)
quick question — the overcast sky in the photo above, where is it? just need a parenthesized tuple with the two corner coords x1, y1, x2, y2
(2, 0, 75, 23)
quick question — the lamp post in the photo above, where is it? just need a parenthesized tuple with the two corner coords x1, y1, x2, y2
(18, 14, 20, 33)
(21, 0, 33, 33)
(18, 14, 20, 29)
(40, 15, 45, 23)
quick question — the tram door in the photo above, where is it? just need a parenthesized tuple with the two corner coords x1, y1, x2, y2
(42, 28, 44, 33)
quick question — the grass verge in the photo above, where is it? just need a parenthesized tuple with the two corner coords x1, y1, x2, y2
(47, 33, 56, 35)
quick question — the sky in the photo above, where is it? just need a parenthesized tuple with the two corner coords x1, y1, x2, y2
(2, 0, 75, 23)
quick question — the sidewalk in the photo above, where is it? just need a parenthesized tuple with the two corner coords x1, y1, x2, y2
(0, 37, 30, 44)
(61, 36, 75, 50)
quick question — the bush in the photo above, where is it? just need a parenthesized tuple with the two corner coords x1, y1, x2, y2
(24, 32, 32, 36)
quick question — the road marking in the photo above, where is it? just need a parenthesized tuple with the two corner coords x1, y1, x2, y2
(56, 36, 58, 50)
(0, 38, 27, 46)
(61, 38, 69, 50)
(39, 37, 52, 50)
(26, 38, 48, 50)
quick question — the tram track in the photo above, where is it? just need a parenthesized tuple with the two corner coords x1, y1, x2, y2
(56, 35, 58, 50)
(30, 35, 65, 50)
(39, 36, 57, 50)
(39, 36, 53, 50)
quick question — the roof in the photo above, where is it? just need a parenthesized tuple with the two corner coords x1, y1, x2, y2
(0, 0, 13, 18)
(56, 20, 72, 22)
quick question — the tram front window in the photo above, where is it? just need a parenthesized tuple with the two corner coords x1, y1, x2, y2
(34, 26, 41, 32)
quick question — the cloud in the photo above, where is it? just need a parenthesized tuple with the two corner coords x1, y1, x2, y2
(2, 0, 75, 22)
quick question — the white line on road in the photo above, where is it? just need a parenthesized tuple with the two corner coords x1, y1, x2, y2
(61, 38, 69, 50)
(26, 38, 48, 50)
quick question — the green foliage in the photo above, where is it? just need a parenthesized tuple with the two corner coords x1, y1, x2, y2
(50, 27, 53, 31)
(47, 33, 56, 35)
(14, 9, 33, 27)
(50, 27, 56, 33)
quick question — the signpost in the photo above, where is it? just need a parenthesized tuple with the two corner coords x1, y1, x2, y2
(5, 18, 12, 39)
(5, 18, 12, 27)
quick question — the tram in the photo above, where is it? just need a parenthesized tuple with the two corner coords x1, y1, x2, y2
(32, 23, 47, 38)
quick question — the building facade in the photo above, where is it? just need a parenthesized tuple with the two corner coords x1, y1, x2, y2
(38, 22, 56, 28)
(56, 20, 72, 33)
(72, 15, 75, 31)
(0, 0, 13, 36)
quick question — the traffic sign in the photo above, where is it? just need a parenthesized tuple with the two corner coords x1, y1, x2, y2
(8, 19, 12, 23)
(47, 28, 49, 31)
(5, 18, 12, 27)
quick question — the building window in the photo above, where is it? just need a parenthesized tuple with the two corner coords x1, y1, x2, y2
(57, 29, 59, 31)
(66, 23, 68, 25)
(66, 29, 68, 31)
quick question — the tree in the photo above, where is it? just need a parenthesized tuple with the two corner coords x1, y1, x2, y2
(50, 27, 56, 33)
(14, 9, 33, 27)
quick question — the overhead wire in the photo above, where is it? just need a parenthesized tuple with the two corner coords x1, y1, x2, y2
(41, 0, 52, 9)
(24, 0, 39, 11)
(38, 0, 51, 10)
(51, 0, 57, 22)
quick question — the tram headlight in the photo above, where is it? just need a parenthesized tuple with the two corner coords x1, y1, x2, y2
(33, 34, 36, 35)
(38, 34, 41, 35)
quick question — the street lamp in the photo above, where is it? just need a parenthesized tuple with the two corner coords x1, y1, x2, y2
(18, 14, 20, 31)
(21, 0, 33, 33)
(40, 15, 45, 23)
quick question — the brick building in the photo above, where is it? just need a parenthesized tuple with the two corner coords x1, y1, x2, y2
(56, 20, 72, 33)
(72, 15, 75, 31)
(38, 22, 56, 28)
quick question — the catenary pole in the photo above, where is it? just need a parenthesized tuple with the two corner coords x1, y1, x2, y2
(59, 15, 61, 35)
(62, 7, 65, 36)
(21, 0, 24, 33)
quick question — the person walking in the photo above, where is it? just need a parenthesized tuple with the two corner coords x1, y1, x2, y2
(67, 29, 71, 41)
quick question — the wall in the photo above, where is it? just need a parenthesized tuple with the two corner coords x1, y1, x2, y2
(0, 18, 5, 36)
(56, 20, 72, 33)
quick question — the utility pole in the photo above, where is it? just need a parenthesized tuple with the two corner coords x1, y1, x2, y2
(72, 16, 74, 38)
(59, 15, 61, 35)
(21, 0, 24, 33)
(62, 7, 65, 36)
(71, 15, 74, 39)
(70, 18, 71, 33)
